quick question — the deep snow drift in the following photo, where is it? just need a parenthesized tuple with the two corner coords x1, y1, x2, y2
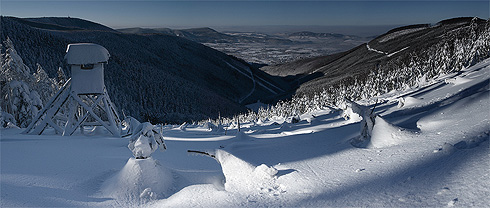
(1, 58, 489, 207)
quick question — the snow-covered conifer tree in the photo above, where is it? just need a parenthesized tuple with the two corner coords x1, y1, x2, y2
(1, 37, 55, 127)
(32, 63, 57, 103)
(8, 81, 34, 127)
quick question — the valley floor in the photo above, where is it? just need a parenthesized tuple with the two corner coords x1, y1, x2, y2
(1, 59, 489, 207)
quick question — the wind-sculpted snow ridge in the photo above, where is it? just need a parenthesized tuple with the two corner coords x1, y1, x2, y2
(366, 116, 418, 148)
(341, 99, 418, 149)
(215, 150, 280, 194)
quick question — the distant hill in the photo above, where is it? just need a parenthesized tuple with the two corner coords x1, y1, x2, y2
(117, 27, 174, 35)
(20, 17, 117, 32)
(118, 27, 294, 44)
(288, 31, 354, 39)
(1, 16, 290, 123)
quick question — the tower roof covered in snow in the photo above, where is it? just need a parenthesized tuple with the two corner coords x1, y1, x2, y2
(64, 43, 110, 65)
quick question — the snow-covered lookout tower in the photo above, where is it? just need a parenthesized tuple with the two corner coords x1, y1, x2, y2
(24, 43, 122, 136)
(67, 43, 109, 95)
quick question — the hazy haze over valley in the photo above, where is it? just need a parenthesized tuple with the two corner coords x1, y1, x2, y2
(118, 26, 373, 65)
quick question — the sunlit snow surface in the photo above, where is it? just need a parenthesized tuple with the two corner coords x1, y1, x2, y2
(1, 59, 489, 207)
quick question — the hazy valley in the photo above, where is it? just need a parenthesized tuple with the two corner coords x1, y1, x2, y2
(118, 27, 371, 65)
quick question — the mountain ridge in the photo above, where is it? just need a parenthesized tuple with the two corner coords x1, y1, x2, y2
(118, 26, 294, 44)
(17, 16, 117, 32)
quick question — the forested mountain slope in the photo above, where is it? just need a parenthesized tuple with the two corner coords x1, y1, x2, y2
(262, 17, 490, 104)
(1, 16, 289, 124)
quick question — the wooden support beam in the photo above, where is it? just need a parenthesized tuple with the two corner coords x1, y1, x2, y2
(71, 94, 118, 136)
(65, 95, 103, 136)
(23, 79, 72, 134)
(24, 78, 121, 137)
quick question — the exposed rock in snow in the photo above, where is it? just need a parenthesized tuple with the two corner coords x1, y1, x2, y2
(447, 198, 458, 207)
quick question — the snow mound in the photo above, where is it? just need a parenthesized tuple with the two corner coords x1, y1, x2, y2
(224, 131, 254, 149)
(367, 116, 414, 148)
(234, 131, 252, 142)
(444, 76, 472, 85)
(0, 109, 17, 129)
(100, 157, 173, 204)
(434, 132, 489, 154)
(280, 122, 291, 130)
(397, 96, 422, 108)
(215, 150, 279, 193)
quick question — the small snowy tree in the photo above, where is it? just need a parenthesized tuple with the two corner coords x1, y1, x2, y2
(33, 64, 58, 103)
(128, 122, 167, 159)
(56, 67, 67, 87)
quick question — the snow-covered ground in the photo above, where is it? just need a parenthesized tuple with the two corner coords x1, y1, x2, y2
(1, 59, 489, 207)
